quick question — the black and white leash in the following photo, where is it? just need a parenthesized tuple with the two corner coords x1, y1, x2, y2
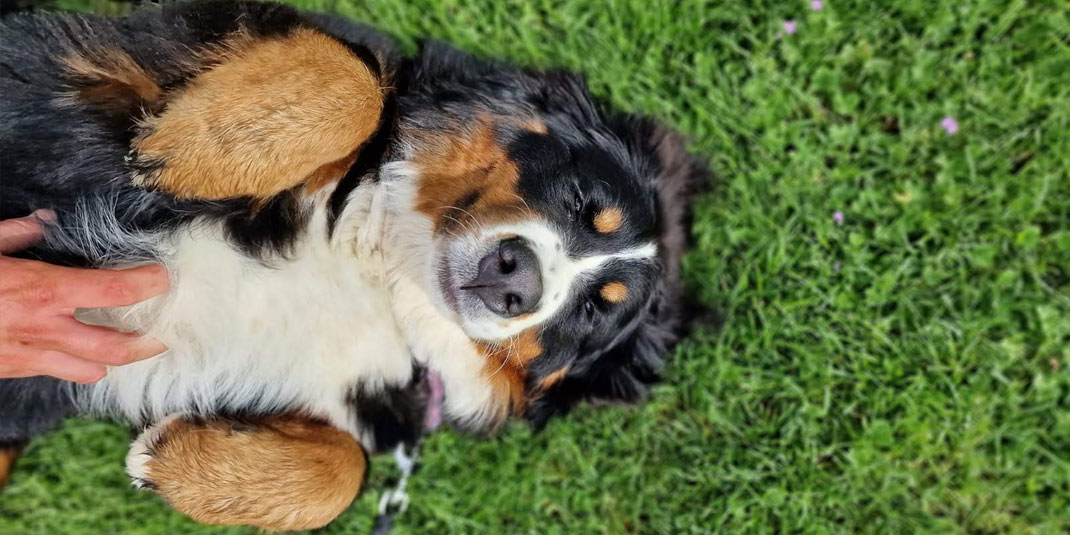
(371, 370, 444, 535)
(371, 442, 420, 535)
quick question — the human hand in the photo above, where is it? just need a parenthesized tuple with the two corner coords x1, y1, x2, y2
(0, 211, 170, 383)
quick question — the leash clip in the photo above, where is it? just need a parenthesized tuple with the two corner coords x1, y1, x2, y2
(373, 442, 420, 533)
(377, 486, 410, 516)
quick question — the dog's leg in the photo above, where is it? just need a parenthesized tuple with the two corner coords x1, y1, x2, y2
(0, 377, 75, 490)
(126, 27, 385, 201)
(0, 443, 23, 488)
(126, 414, 366, 531)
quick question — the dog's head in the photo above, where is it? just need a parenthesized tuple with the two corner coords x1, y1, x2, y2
(392, 43, 710, 428)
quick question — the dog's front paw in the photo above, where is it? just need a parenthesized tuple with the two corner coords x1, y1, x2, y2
(126, 414, 366, 531)
(125, 413, 180, 491)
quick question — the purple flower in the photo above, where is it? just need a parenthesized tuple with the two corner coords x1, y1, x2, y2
(941, 116, 959, 135)
(811, 0, 824, 10)
(784, 20, 798, 35)
(833, 211, 845, 225)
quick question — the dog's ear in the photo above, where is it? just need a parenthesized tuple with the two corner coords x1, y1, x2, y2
(525, 116, 712, 428)
(411, 41, 599, 126)
(522, 70, 600, 125)
(609, 114, 711, 314)
(411, 40, 504, 85)
(609, 113, 714, 342)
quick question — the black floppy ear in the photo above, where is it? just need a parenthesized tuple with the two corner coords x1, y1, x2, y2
(413, 40, 484, 79)
(523, 70, 600, 125)
(410, 40, 598, 125)
(525, 116, 712, 428)
(608, 114, 712, 329)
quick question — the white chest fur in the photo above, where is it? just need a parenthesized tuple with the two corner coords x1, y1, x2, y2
(79, 175, 499, 445)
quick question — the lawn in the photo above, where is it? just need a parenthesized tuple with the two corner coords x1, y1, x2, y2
(2, 0, 1069, 533)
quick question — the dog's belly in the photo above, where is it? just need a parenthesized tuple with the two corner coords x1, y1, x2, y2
(79, 219, 415, 440)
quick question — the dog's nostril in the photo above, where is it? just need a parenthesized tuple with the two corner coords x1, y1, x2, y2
(498, 243, 517, 274)
(500, 257, 516, 274)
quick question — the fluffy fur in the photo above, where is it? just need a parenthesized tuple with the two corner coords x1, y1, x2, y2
(0, 0, 709, 527)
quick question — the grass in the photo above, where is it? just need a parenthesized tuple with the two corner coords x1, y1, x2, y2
(3, 0, 1070, 533)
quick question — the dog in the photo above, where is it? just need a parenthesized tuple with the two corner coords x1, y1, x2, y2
(0, 0, 709, 529)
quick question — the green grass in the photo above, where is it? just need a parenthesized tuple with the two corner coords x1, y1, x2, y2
(3, 0, 1070, 533)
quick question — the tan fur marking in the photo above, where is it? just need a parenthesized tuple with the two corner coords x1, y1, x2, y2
(0, 446, 20, 488)
(133, 28, 384, 200)
(141, 416, 364, 531)
(304, 148, 361, 194)
(477, 329, 544, 422)
(63, 49, 163, 112)
(412, 118, 531, 234)
(519, 117, 548, 134)
(594, 207, 624, 234)
(600, 281, 629, 303)
(537, 366, 569, 391)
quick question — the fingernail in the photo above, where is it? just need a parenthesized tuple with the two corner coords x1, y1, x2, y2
(30, 209, 57, 223)
(151, 265, 171, 290)
(134, 264, 171, 293)
(75, 366, 108, 384)
(129, 336, 169, 361)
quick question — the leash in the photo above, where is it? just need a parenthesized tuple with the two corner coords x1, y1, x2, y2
(371, 370, 444, 534)
(371, 442, 419, 535)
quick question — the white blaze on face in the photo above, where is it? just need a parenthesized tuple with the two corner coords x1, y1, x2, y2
(460, 220, 656, 341)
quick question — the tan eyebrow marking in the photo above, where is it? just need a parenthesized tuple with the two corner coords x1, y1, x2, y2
(593, 207, 623, 234)
(600, 282, 629, 303)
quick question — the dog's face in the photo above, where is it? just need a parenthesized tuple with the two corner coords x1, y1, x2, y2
(395, 44, 709, 427)
(424, 116, 661, 343)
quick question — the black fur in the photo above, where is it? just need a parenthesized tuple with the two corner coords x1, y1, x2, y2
(0, 377, 75, 443)
(395, 42, 711, 426)
(0, 1, 398, 264)
(346, 368, 428, 451)
(0, 1, 710, 451)
(525, 117, 712, 427)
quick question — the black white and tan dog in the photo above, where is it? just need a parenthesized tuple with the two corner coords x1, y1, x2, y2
(0, 0, 709, 529)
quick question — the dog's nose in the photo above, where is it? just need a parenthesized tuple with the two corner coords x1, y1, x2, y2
(462, 239, 543, 318)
